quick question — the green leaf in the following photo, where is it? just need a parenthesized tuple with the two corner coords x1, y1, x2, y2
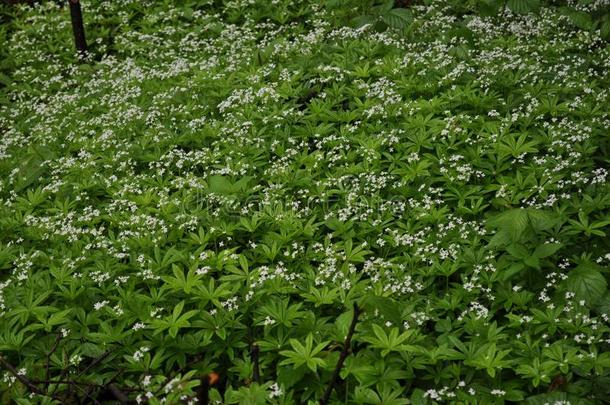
(373, 0, 394, 14)
(523, 255, 540, 270)
(526, 209, 555, 231)
(410, 388, 427, 405)
(566, 263, 607, 305)
(279, 333, 329, 372)
(276, 365, 307, 389)
(600, 19, 610, 40)
(362, 295, 402, 325)
(173, 301, 185, 320)
(567, 10, 593, 30)
(80, 343, 105, 358)
(14, 147, 49, 192)
(478, 0, 504, 16)
(525, 392, 597, 405)
(533, 243, 562, 258)
(502, 262, 526, 281)
(507, 0, 540, 14)
(488, 208, 529, 242)
(506, 243, 529, 259)
(0, 72, 11, 87)
(364, 325, 415, 357)
(488, 209, 555, 245)
(594, 292, 610, 316)
(351, 15, 375, 28)
(335, 310, 354, 338)
(381, 8, 412, 30)
(206, 175, 251, 195)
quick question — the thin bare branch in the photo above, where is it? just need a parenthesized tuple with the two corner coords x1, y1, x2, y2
(320, 303, 360, 405)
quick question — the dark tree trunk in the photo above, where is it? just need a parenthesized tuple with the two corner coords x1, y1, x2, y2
(394, 0, 414, 7)
(68, 0, 87, 54)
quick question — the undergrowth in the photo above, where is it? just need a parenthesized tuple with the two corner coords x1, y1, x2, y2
(0, 0, 609, 403)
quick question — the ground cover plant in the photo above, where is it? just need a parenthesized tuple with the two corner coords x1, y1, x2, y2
(1, 0, 610, 403)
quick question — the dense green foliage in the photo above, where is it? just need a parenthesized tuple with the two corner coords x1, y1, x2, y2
(1, 0, 610, 403)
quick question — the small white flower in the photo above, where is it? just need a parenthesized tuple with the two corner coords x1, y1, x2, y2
(133, 346, 150, 361)
(132, 322, 146, 331)
(491, 389, 506, 396)
(269, 382, 283, 398)
(94, 300, 109, 311)
(69, 354, 82, 365)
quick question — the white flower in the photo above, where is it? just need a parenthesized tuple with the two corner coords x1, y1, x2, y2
(94, 300, 109, 311)
(133, 346, 150, 361)
(132, 322, 146, 331)
(269, 382, 283, 398)
(491, 389, 506, 396)
(69, 354, 82, 365)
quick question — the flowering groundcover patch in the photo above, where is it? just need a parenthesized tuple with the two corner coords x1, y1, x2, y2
(0, 0, 609, 403)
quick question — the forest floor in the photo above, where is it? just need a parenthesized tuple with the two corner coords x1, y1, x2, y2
(0, 1, 609, 403)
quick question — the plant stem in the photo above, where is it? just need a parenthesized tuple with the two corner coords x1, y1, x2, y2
(0, 355, 60, 400)
(251, 343, 261, 383)
(320, 303, 360, 405)
(198, 375, 210, 405)
(45, 332, 63, 389)
(108, 383, 132, 403)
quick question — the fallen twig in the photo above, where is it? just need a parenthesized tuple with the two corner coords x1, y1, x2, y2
(0, 356, 45, 395)
(108, 383, 132, 404)
(75, 349, 114, 378)
(0, 355, 61, 401)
